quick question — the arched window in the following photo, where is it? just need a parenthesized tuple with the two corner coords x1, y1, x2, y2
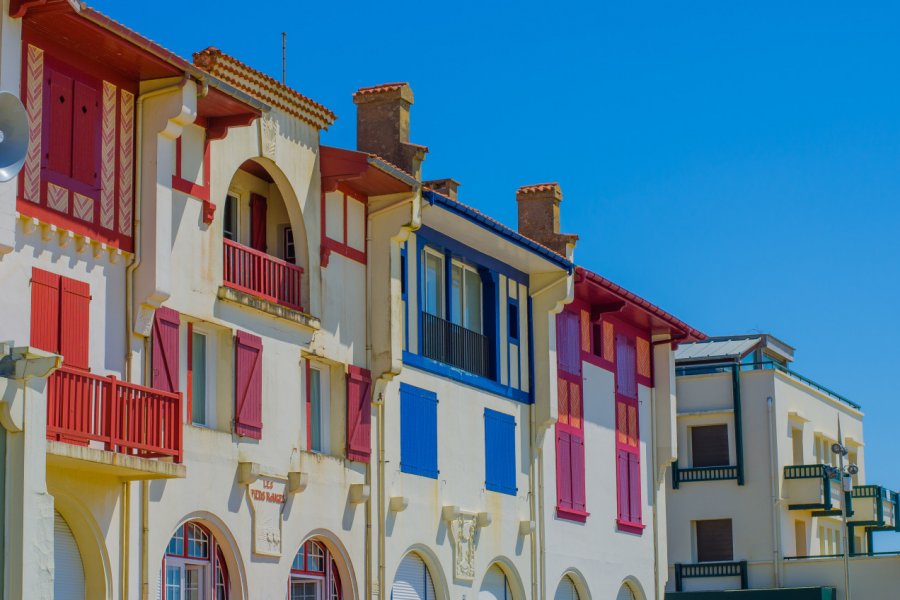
(162, 521, 229, 600)
(616, 583, 637, 600)
(553, 575, 580, 600)
(479, 565, 512, 600)
(290, 540, 342, 600)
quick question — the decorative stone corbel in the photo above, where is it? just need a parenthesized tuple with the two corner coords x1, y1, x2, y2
(441, 504, 460, 521)
(349, 483, 370, 504)
(518, 520, 535, 536)
(476, 511, 492, 528)
(237, 461, 261, 485)
(0, 343, 62, 432)
(389, 496, 409, 512)
(287, 471, 308, 495)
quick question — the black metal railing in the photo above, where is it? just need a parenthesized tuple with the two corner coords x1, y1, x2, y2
(674, 561, 748, 592)
(421, 312, 491, 378)
(785, 464, 839, 480)
(672, 464, 739, 489)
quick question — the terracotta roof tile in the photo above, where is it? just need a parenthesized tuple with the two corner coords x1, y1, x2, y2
(517, 183, 561, 194)
(353, 82, 409, 97)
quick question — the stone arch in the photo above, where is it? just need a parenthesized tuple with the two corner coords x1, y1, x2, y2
(554, 568, 591, 600)
(616, 576, 645, 600)
(288, 528, 359, 600)
(51, 487, 113, 600)
(392, 543, 451, 600)
(478, 556, 526, 600)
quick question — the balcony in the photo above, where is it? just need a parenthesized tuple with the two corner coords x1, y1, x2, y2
(46, 366, 184, 479)
(783, 464, 844, 514)
(673, 561, 748, 592)
(223, 239, 305, 312)
(421, 311, 491, 378)
(672, 464, 739, 489)
(850, 485, 899, 531)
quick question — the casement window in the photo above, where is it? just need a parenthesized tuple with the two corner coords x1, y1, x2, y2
(152, 308, 181, 394)
(305, 363, 331, 454)
(484, 409, 517, 495)
(249, 192, 267, 252)
(696, 519, 734, 562)
(162, 521, 229, 600)
(794, 520, 807, 556)
(616, 333, 642, 531)
(507, 300, 519, 342)
(234, 331, 263, 439)
(691, 425, 730, 467)
(450, 260, 482, 332)
(423, 249, 445, 318)
(284, 226, 296, 263)
(223, 194, 238, 241)
(187, 324, 217, 428)
(555, 309, 587, 519)
(289, 540, 342, 600)
(30, 268, 90, 370)
(399, 384, 438, 478)
(346, 366, 372, 463)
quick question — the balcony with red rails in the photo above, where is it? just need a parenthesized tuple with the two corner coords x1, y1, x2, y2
(223, 238, 305, 313)
(45, 365, 185, 479)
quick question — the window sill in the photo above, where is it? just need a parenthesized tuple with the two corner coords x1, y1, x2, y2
(400, 465, 439, 480)
(402, 351, 530, 403)
(556, 507, 590, 523)
(616, 519, 645, 535)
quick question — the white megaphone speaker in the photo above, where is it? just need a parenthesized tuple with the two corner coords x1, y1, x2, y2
(0, 91, 30, 183)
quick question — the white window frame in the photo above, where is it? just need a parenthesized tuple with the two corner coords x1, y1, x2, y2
(165, 557, 211, 600)
(308, 363, 331, 455)
(423, 247, 446, 319)
(188, 324, 217, 430)
(450, 259, 482, 333)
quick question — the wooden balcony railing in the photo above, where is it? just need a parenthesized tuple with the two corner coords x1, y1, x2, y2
(674, 561, 748, 592)
(223, 239, 304, 312)
(421, 311, 491, 378)
(672, 463, 739, 489)
(47, 366, 183, 462)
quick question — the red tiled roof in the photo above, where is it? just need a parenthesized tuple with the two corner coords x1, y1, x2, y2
(353, 82, 409, 97)
(517, 183, 561, 194)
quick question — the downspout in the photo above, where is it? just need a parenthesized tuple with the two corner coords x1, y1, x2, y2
(731, 364, 745, 486)
(650, 378, 660, 600)
(768, 396, 783, 587)
(120, 481, 130, 599)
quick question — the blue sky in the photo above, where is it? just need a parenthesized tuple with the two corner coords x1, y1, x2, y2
(90, 1, 900, 548)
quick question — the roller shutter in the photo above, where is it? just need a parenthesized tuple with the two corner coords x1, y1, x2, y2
(479, 566, 511, 600)
(616, 584, 636, 600)
(54, 511, 85, 600)
(554, 576, 579, 600)
(391, 553, 435, 600)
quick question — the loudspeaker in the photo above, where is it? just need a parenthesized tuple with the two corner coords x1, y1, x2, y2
(0, 91, 30, 182)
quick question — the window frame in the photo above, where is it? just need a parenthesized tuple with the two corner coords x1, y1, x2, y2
(689, 424, 731, 468)
(162, 522, 228, 600)
(450, 258, 483, 333)
(695, 518, 734, 563)
(422, 246, 446, 319)
(289, 540, 342, 600)
(187, 323, 217, 429)
(223, 193, 239, 242)
(306, 361, 331, 455)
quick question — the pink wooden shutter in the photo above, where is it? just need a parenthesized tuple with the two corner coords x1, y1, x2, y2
(30, 268, 60, 353)
(59, 277, 90, 370)
(47, 68, 73, 176)
(234, 330, 263, 439)
(616, 448, 630, 522)
(616, 334, 637, 398)
(152, 307, 180, 393)
(71, 80, 99, 188)
(346, 366, 372, 463)
(556, 311, 581, 375)
(628, 453, 642, 524)
(556, 427, 573, 510)
(571, 434, 586, 513)
(250, 193, 267, 252)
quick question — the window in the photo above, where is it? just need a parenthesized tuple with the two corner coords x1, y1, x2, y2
(189, 329, 209, 426)
(400, 384, 438, 478)
(696, 519, 734, 562)
(162, 521, 228, 600)
(484, 409, 516, 495)
(423, 249, 445, 318)
(223, 194, 238, 241)
(791, 427, 804, 465)
(818, 523, 842, 556)
(508, 301, 519, 341)
(691, 425, 730, 467)
(794, 520, 807, 556)
(591, 323, 603, 358)
(307, 365, 330, 454)
(30, 268, 90, 370)
(284, 226, 296, 263)
(616, 333, 641, 530)
(289, 540, 342, 600)
(555, 309, 586, 519)
(451, 261, 482, 332)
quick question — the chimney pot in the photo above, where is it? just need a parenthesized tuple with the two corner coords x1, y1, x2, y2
(423, 178, 461, 201)
(353, 82, 427, 180)
(516, 183, 578, 256)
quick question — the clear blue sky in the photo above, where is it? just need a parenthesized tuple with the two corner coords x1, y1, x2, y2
(91, 1, 900, 548)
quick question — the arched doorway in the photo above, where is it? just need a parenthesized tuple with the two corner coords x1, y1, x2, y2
(289, 538, 343, 600)
(554, 574, 580, 600)
(478, 564, 513, 600)
(391, 552, 436, 600)
(54, 510, 86, 600)
(161, 521, 229, 599)
(616, 582, 636, 600)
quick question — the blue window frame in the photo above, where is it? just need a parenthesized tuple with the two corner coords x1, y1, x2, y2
(484, 409, 517, 495)
(400, 383, 438, 478)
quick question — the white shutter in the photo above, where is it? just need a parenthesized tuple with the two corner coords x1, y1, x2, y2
(54, 511, 86, 600)
(616, 584, 636, 600)
(554, 576, 578, 600)
(478, 566, 510, 600)
(392, 553, 435, 600)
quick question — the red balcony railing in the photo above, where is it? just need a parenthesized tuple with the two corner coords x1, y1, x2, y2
(47, 366, 183, 463)
(223, 239, 304, 311)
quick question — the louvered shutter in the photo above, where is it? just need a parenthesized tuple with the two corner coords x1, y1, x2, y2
(617, 449, 630, 522)
(71, 80, 99, 187)
(152, 307, 180, 393)
(616, 334, 637, 398)
(628, 452, 641, 524)
(250, 193, 267, 252)
(696, 519, 734, 562)
(346, 366, 372, 463)
(392, 553, 435, 600)
(556, 311, 581, 376)
(47, 68, 74, 176)
(234, 330, 263, 439)
(59, 277, 90, 370)
(30, 268, 60, 353)
(571, 434, 586, 513)
(400, 384, 438, 478)
(556, 428, 573, 510)
(484, 409, 516, 495)
(691, 424, 730, 467)
(554, 577, 579, 600)
(54, 511, 86, 600)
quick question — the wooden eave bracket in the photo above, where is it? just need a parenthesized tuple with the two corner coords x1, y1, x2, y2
(10, 0, 78, 18)
(590, 300, 626, 321)
(206, 113, 259, 141)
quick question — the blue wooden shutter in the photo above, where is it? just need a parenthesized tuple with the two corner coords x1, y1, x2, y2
(400, 384, 438, 478)
(484, 409, 516, 495)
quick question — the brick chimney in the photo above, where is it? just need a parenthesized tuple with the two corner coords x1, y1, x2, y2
(353, 82, 428, 180)
(423, 178, 460, 201)
(516, 183, 578, 256)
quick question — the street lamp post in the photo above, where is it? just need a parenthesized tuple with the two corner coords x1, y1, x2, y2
(831, 417, 859, 600)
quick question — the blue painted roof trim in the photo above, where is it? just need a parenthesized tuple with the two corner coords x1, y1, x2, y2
(423, 190, 574, 273)
(402, 350, 532, 404)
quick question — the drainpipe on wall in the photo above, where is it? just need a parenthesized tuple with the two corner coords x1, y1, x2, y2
(731, 364, 745, 486)
(650, 372, 660, 600)
(767, 396, 783, 587)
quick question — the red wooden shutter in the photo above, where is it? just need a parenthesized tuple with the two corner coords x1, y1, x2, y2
(250, 193, 267, 252)
(234, 330, 263, 439)
(556, 428, 573, 510)
(617, 448, 630, 522)
(571, 434, 586, 513)
(47, 68, 74, 176)
(346, 365, 372, 463)
(616, 334, 637, 398)
(556, 311, 581, 375)
(59, 277, 90, 370)
(628, 453, 642, 524)
(71, 80, 99, 187)
(152, 307, 180, 393)
(30, 268, 60, 353)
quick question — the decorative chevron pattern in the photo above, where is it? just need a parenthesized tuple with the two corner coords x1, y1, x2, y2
(99, 81, 117, 230)
(603, 321, 615, 362)
(636, 337, 651, 378)
(73, 193, 94, 222)
(23, 44, 43, 204)
(47, 182, 68, 213)
(118, 89, 134, 236)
